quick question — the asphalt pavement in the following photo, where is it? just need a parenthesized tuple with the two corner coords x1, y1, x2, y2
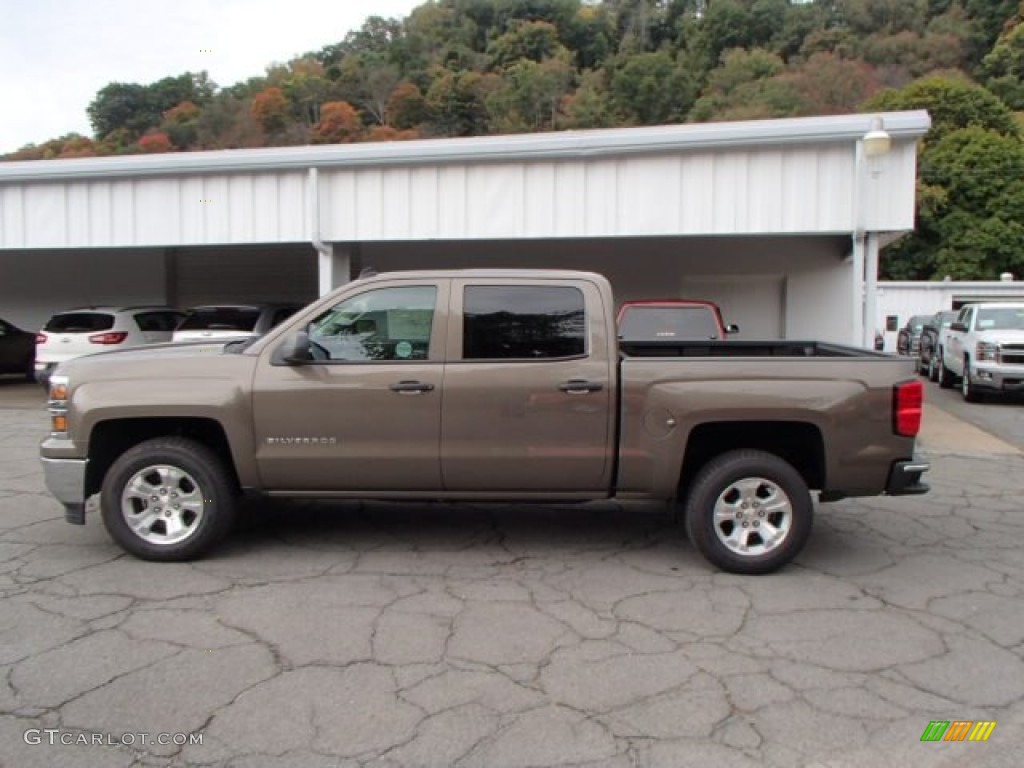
(1, 376, 1023, 767)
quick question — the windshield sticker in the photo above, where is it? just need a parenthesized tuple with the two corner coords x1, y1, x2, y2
(395, 340, 413, 358)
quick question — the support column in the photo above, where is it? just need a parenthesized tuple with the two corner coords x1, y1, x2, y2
(850, 233, 865, 347)
(317, 244, 352, 297)
(863, 233, 880, 348)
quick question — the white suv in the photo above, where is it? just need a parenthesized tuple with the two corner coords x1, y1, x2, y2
(35, 306, 185, 385)
(172, 303, 302, 343)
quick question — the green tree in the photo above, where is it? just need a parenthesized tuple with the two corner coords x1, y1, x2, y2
(487, 20, 564, 68)
(87, 72, 214, 140)
(610, 50, 695, 124)
(862, 73, 1020, 146)
(980, 18, 1024, 108)
(921, 127, 1024, 279)
(690, 47, 787, 121)
(559, 68, 614, 128)
(486, 55, 575, 131)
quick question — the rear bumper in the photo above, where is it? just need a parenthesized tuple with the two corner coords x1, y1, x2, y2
(40, 456, 88, 524)
(886, 458, 930, 496)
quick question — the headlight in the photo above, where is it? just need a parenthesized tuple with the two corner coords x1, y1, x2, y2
(976, 342, 998, 362)
(48, 374, 69, 437)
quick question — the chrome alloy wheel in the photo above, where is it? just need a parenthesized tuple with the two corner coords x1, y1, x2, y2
(121, 464, 206, 546)
(712, 476, 793, 556)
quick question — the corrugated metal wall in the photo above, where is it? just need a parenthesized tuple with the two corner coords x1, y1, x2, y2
(0, 141, 918, 249)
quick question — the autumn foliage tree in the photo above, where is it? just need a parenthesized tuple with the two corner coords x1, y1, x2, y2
(250, 86, 290, 135)
(137, 131, 173, 153)
(312, 101, 363, 143)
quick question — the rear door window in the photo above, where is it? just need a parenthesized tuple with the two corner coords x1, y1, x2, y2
(44, 313, 115, 332)
(462, 286, 586, 360)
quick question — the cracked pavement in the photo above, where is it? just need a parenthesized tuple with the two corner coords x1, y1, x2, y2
(1, 384, 1023, 767)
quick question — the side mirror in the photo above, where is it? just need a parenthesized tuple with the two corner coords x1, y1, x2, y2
(280, 331, 313, 364)
(725, 324, 739, 334)
(950, 322, 967, 333)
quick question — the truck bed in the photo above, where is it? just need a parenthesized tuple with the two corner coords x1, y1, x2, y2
(619, 339, 886, 358)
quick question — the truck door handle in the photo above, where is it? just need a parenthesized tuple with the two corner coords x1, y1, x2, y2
(558, 379, 603, 394)
(389, 380, 435, 394)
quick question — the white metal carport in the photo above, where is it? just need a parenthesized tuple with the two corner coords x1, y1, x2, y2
(0, 111, 929, 343)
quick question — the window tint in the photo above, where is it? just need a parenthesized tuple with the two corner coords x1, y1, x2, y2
(179, 307, 261, 332)
(134, 311, 183, 332)
(44, 312, 115, 332)
(309, 286, 436, 361)
(463, 286, 585, 360)
(619, 306, 720, 341)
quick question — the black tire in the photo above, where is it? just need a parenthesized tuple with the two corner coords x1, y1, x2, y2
(928, 354, 939, 382)
(961, 356, 980, 403)
(683, 450, 813, 575)
(938, 349, 954, 389)
(100, 437, 237, 561)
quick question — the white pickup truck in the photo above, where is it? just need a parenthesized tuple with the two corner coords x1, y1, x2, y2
(938, 302, 1024, 401)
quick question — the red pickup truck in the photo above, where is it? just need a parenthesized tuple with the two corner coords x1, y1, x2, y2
(617, 299, 738, 341)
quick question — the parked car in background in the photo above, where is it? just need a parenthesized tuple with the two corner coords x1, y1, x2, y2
(35, 307, 186, 386)
(616, 299, 737, 342)
(0, 317, 35, 380)
(918, 310, 957, 380)
(896, 314, 932, 357)
(172, 303, 302, 343)
(938, 302, 1024, 401)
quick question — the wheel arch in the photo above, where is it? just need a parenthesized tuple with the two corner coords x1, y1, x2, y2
(85, 418, 240, 498)
(678, 420, 825, 496)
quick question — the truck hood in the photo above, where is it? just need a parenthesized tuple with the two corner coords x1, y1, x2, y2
(55, 341, 257, 383)
(977, 330, 1024, 345)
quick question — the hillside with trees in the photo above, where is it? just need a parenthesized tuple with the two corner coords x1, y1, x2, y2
(6, 0, 1024, 280)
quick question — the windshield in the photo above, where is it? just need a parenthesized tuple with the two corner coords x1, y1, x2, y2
(976, 307, 1024, 331)
(178, 307, 260, 332)
(619, 306, 721, 341)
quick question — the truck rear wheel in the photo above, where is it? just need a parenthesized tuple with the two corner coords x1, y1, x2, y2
(100, 437, 237, 561)
(684, 450, 812, 575)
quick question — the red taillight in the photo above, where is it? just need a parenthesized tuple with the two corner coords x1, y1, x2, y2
(894, 379, 923, 437)
(36, 332, 47, 344)
(88, 332, 129, 345)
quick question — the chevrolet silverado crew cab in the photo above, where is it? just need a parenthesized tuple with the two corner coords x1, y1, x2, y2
(40, 270, 928, 574)
(937, 302, 1024, 401)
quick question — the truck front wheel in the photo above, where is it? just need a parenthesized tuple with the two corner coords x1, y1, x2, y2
(100, 437, 237, 561)
(937, 350, 955, 389)
(684, 450, 812, 575)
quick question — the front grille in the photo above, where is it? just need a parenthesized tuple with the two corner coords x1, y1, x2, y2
(1001, 352, 1024, 365)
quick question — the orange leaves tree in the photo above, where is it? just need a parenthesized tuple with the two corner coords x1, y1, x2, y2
(312, 101, 363, 143)
(250, 87, 290, 135)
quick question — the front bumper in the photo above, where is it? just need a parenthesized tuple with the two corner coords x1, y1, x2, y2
(968, 364, 1024, 392)
(40, 456, 88, 524)
(886, 458, 930, 496)
(34, 362, 57, 387)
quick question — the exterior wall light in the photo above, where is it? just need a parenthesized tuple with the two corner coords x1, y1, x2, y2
(862, 116, 892, 158)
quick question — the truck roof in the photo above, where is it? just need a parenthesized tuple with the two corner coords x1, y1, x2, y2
(360, 268, 609, 282)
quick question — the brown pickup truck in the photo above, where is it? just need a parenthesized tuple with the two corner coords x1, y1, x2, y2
(40, 270, 928, 574)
